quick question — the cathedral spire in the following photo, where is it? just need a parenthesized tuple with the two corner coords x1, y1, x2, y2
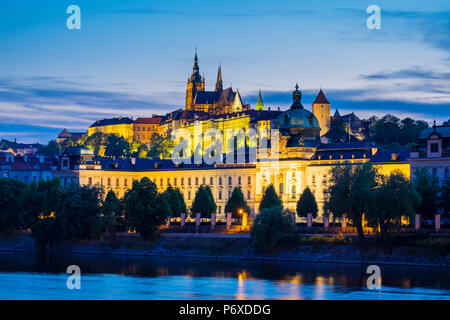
(256, 89, 264, 111)
(190, 48, 201, 83)
(215, 65, 223, 92)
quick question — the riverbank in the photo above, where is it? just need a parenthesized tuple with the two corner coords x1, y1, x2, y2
(1, 233, 449, 268)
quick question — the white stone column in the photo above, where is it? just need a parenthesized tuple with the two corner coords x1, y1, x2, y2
(211, 212, 216, 231)
(291, 212, 296, 225)
(307, 213, 313, 228)
(341, 214, 347, 228)
(195, 213, 201, 232)
(415, 214, 421, 231)
(435, 214, 441, 233)
(226, 212, 232, 229)
(166, 216, 171, 228)
(181, 213, 186, 227)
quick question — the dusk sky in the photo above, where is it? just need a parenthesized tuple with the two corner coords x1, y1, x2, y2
(0, 0, 449, 143)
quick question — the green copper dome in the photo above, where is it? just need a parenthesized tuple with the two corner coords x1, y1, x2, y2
(277, 83, 320, 132)
(278, 108, 320, 130)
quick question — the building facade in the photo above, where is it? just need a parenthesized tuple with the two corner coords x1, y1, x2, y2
(409, 122, 450, 182)
(56, 87, 410, 222)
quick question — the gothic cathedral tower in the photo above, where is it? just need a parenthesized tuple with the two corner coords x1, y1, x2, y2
(312, 89, 331, 137)
(185, 49, 205, 110)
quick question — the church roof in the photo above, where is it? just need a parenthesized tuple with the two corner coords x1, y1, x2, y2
(194, 87, 235, 105)
(313, 89, 330, 104)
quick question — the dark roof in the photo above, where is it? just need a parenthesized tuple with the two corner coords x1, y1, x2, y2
(370, 149, 410, 163)
(317, 141, 375, 150)
(134, 117, 163, 125)
(313, 142, 409, 163)
(194, 91, 220, 104)
(194, 87, 235, 105)
(90, 117, 134, 128)
(313, 89, 330, 104)
(94, 156, 254, 171)
(419, 125, 450, 139)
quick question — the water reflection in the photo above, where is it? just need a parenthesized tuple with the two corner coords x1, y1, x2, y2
(0, 252, 448, 299)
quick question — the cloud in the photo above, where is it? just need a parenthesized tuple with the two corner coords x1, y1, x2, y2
(360, 66, 450, 80)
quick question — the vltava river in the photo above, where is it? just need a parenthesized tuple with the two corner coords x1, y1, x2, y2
(0, 252, 448, 299)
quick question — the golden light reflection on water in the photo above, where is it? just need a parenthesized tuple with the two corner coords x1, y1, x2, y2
(236, 270, 248, 300)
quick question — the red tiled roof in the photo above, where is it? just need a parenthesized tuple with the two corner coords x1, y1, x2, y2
(134, 117, 163, 125)
(313, 89, 330, 104)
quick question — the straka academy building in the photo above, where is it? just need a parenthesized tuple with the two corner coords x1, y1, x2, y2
(55, 53, 410, 221)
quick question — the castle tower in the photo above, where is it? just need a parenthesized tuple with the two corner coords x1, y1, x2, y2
(312, 89, 330, 137)
(186, 49, 205, 110)
(256, 90, 264, 111)
(215, 65, 223, 92)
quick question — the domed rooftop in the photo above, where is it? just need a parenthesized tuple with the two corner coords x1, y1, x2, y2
(277, 84, 320, 133)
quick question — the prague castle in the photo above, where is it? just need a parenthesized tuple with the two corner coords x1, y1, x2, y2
(54, 52, 411, 221)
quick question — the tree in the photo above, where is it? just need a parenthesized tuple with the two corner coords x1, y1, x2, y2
(413, 168, 440, 220)
(104, 134, 131, 158)
(366, 171, 421, 253)
(101, 190, 122, 236)
(325, 118, 347, 143)
(190, 185, 216, 219)
(324, 163, 377, 253)
(22, 178, 62, 229)
(148, 133, 174, 159)
(31, 217, 61, 249)
(82, 132, 106, 156)
(296, 186, 318, 218)
(125, 178, 170, 239)
(373, 114, 401, 146)
(58, 183, 104, 240)
(250, 206, 295, 253)
(37, 140, 60, 158)
(225, 187, 251, 219)
(162, 185, 187, 218)
(259, 184, 282, 211)
(0, 178, 27, 234)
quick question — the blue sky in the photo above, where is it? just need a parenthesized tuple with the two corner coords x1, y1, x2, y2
(0, 0, 449, 143)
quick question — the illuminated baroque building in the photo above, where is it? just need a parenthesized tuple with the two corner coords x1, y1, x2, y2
(55, 84, 410, 222)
